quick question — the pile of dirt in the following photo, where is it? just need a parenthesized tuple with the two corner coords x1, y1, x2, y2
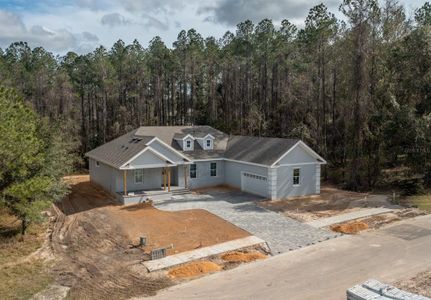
(353, 209, 426, 231)
(221, 251, 267, 263)
(331, 221, 369, 234)
(168, 261, 222, 278)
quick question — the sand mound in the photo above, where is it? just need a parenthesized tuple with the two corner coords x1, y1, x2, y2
(331, 221, 369, 234)
(168, 261, 222, 278)
(221, 251, 267, 263)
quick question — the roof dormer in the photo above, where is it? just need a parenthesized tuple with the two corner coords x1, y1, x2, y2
(174, 134, 195, 151)
(196, 134, 215, 150)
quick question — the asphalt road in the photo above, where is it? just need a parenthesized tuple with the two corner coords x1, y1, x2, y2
(147, 215, 431, 300)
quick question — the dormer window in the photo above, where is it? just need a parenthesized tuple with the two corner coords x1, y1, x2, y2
(186, 140, 192, 149)
(198, 134, 215, 150)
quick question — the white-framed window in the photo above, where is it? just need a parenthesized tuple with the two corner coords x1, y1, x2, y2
(293, 168, 301, 186)
(206, 139, 212, 148)
(96, 161, 100, 167)
(134, 169, 144, 184)
(243, 172, 267, 181)
(185, 140, 192, 149)
(190, 164, 197, 178)
(210, 162, 217, 177)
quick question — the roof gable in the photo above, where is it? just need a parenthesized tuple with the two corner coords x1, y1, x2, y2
(271, 141, 326, 166)
(85, 130, 153, 168)
(124, 148, 174, 169)
(146, 138, 190, 163)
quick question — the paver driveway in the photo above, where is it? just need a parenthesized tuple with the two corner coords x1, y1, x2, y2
(155, 190, 339, 254)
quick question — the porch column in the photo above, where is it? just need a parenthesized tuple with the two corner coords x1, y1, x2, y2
(167, 167, 171, 192)
(123, 170, 127, 196)
(163, 167, 166, 191)
(184, 164, 188, 188)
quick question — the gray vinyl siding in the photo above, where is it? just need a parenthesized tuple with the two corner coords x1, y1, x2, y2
(268, 167, 277, 200)
(89, 158, 117, 194)
(277, 144, 316, 164)
(224, 161, 269, 195)
(276, 164, 318, 198)
(316, 164, 321, 194)
(129, 150, 166, 167)
(148, 140, 185, 163)
(115, 168, 162, 192)
(188, 160, 225, 189)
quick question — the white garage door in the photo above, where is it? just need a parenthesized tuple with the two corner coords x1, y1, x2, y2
(241, 172, 268, 197)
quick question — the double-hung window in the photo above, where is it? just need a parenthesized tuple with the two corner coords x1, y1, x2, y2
(206, 139, 212, 148)
(190, 164, 197, 178)
(186, 140, 192, 149)
(134, 169, 144, 184)
(210, 162, 217, 177)
(293, 168, 300, 186)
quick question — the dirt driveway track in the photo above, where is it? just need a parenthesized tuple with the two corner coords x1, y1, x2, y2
(147, 215, 431, 300)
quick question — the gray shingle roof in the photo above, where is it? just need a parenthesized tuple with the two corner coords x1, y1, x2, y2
(85, 126, 302, 168)
(224, 136, 299, 165)
(85, 130, 154, 168)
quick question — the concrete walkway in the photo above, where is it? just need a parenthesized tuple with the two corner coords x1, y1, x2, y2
(147, 215, 431, 300)
(306, 208, 394, 228)
(143, 236, 266, 272)
(155, 190, 339, 254)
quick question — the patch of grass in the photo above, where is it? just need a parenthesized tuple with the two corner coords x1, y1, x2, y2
(0, 260, 53, 300)
(406, 194, 431, 212)
(0, 209, 53, 299)
(0, 208, 48, 266)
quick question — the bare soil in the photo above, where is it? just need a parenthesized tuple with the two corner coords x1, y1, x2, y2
(106, 203, 250, 255)
(49, 175, 251, 299)
(221, 251, 267, 263)
(259, 186, 392, 222)
(330, 221, 369, 234)
(167, 261, 222, 278)
(395, 270, 431, 297)
(328, 209, 427, 234)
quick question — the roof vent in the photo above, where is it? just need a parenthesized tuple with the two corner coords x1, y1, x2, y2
(129, 138, 143, 144)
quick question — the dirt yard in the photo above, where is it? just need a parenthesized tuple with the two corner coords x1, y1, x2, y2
(106, 203, 249, 254)
(395, 270, 431, 297)
(259, 186, 394, 222)
(48, 175, 250, 299)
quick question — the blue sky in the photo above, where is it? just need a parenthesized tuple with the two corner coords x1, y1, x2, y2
(0, 0, 425, 54)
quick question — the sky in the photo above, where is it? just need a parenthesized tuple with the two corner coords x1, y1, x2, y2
(0, 0, 425, 54)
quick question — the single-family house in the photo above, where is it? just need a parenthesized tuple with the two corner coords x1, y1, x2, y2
(85, 126, 326, 204)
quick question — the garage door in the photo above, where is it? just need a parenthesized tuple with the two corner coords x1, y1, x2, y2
(241, 172, 268, 197)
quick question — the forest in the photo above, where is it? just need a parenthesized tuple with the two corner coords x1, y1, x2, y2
(0, 0, 430, 192)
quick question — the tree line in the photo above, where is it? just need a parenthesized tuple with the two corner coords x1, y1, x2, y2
(0, 0, 430, 192)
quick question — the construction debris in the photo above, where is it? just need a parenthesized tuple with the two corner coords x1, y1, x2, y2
(347, 279, 430, 300)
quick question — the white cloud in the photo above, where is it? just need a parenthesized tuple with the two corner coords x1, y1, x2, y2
(0, 9, 99, 53)
(199, 0, 340, 26)
(101, 12, 130, 27)
(0, 10, 26, 37)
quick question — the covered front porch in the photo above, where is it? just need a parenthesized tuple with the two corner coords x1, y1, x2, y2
(116, 164, 190, 204)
